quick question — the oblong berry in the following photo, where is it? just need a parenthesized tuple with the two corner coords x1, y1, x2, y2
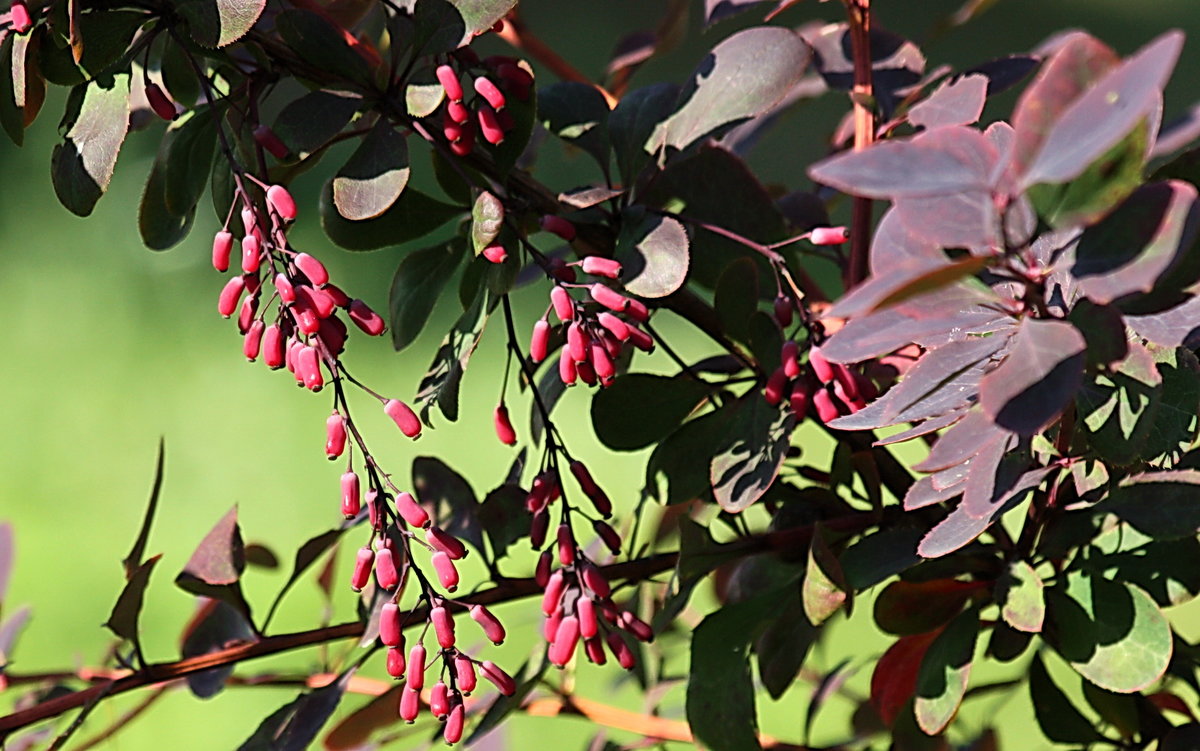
(597, 312, 629, 341)
(477, 104, 505, 145)
(781, 340, 801, 379)
(262, 324, 285, 369)
(832, 378, 867, 413)
(432, 550, 459, 591)
(366, 489, 381, 528)
(340, 471, 361, 519)
(542, 570, 565, 616)
(570, 461, 612, 517)
(607, 631, 636, 669)
(530, 319, 551, 363)
(145, 82, 176, 120)
(549, 616, 580, 667)
(619, 610, 654, 642)
(448, 120, 475, 155)
(789, 381, 811, 418)
(429, 680, 450, 719)
(431, 605, 455, 648)
(398, 684, 420, 722)
(580, 561, 611, 598)
(584, 636, 607, 665)
(237, 294, 258, 335)
(473, 76, 506, 110)
(447, 99, 470, 124)
(436, 64, 464, 101)
(581, 256, 622, 279)
(384, 398, 422, 438)
(812, 386, 841, 423)
(534, 549, 552, 588)
(253, 124, 290, 160)
(426, 526, 467, 560)
(566, 322, 587, 362)
(589, 283, 628, 312)
(810, 226, 849, 245)
(212, 230, 233, 272)
(550, 286, 575, 322)
(325, 414, 347, 459)
(470, 604, 506, 645)
(493, 404, 517, 446)
(454, 655, 477, 694)
(539, 215, 576, 242)
(294, 252, 329, 286)
(395, 491, 430, 528)
(576, 359, 597, 386)
(10, 0, 32, 33)
(240, 235, 261, 274)
(217, 276, 245, 318)
(380, 602, 402, 647)
(592, 520, 622, 556)
(480, 660, 515, 696)
(386, 645, 406, 678)
(407, 643, 426, 690)
(774, 294, 794, 327)
(626, 325, 654, 352)
(444, 702, 465, 744)
(556, 524, 575, 566)
(349, 299, 386, 336)
(324, 283, 351, 308)
(273, 273, 296, 304)
(350, 546, 374, 592)
(558, 348, 578, 386)
(297, 346, 324, 391)
(809, 346, 836, 383)
(296, 284, 336, 319)
(577, 596, 598, 639)
(482, 244, 507, 263)
(625, 298, 650, 322)
(543, 609, 561, 642)
(374, 542, 399, 590)
(243, 320, 265, 361)
(764, 366, 788, 406)
(267, 185, 297, 221)
(318, 315, 347, 355)
(590, 342, 615, 381)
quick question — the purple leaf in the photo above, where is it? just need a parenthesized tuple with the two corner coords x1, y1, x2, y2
(875, 409, 967, 447)
(870, 208, 944, 274)
(903, 475, 965, 511)
(912, 411, 1002, 473)
(960, 437, 1033, 519)
(414, 456, 483, 557)
(105, 554, 162, 643)
(0, 604, 31, 660)
(179, 506, 245, 588)
(616, 211, 690, 298)
(895, 191, 1000, 249)
(1022, 31, 1183, 187)
(909, 74, 988, 130)
(803, 23, 925, 118)
(1072, 180, 1200, 304)
(1152, 101, 1200, 159)
(827, 255, 995, 320)
(182, 599, 258, 698)
(963, 55, 1040, 97)
(122, 439, 165, 580)
(979, 318, 1086, 435)
(332, 121, 410, 221)
(1126, 293, 1200, 349)
(704, 0, 768, 26)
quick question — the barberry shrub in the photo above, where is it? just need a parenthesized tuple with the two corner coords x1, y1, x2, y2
(2, 0, 1200, 749)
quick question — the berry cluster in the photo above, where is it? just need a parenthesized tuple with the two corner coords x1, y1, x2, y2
(435, 53, 533, 154)
(764, 340, 875, 423)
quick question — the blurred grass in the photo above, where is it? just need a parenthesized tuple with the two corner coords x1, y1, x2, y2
(2, 1, 1199, 749)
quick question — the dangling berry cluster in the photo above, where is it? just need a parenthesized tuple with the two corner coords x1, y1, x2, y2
(763, 339, 876, 423)
(435, 53, 533, 155)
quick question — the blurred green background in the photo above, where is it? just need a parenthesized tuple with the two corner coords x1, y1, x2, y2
(2, 0, 1199, 748)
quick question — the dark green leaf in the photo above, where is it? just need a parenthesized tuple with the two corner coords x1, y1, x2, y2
(1081, 679, 1140, 738)
(51, 72, 131, 217)
(538, 81, 611, 170)
(121, 439, 165, 579)
(1028, 653, 1106, 744)
(177, 0, 267, 48)
(1099, 470, 1200, 539)
(275, 9, 371, 84)
(1141, 345, 1200, 459)
(237, 669, 353, 750)
(38, 10, 145, 85)
(139, 149, 197, 250)
(414, 285, 491, 424)
(160, 39, 199, 106)
(614, 209, 690, 298)
(841, 526, 924, 590)
(1076, 341, 1162, 465)
(998, 560, 1044, 633)
(803, 525, 849, 626)
(687, 595, 771, 751)
(591, 373, 709, 451)
(388, 238, 465, 351)
(658, 519, 746, 628)
(320, 182, 461, 251)
(104, 554, 161, 643)
(413, 456, 482, 556)
(914, 607, 979, 735)
(0, 33, 40, 146)
(477, 484, 527, 560)
(485, 66, 537, 176)
(447, 0, 516, 43)
(714, 258, 760, 343)
(333, 121, 409, 220)
(979, 318, 1086, 436)
(273, 90, 360, 156)
(162, 107, 218, 217)
(470, 191, 504, 254)
(757, 588, 819, 701)
(609, 82, 678, 185)
(710, 393, 796, 513)
(647, 399, 739, 504)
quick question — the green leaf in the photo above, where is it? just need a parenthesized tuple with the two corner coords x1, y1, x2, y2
(332, 121, 409, 221)
(388, 238, 465, 352)
(609, 82, 678, 185)
(1141, 345, 1200, 459)
(1028, 653, 1107, 744)
(914, 606, 979, 735)
(139, 148, 197, 250)
(658, 519, 746, 628)
(104, 554, 162, 644)
(646, 399, 739, 504)
(51, 72, 131, 217)
(1099, 469, 1200, 539)
(1045, 570, 1173, 692)
(1076, 341, 1162, 465)
(802, 525, 849, 626)
(0, 33, 41, 146)
(38, 10, 145, 85)
(687, 595, 771, 751)
(999, 560, 1044, 633)
(414, 285, 491, 425)
(273, 90, 360, 156)
(710, 393, 796, 513)
(714, 258, 761, 343)
(446, 0, 516, 44)
(470, 191, 504, 254)
(614, 208, 690, 298)
(1081, 679, 1140, 738)
(160, 38, 200, 106)
(476, 484, 527, 560)
(320, 181, 461, 251)
(591, 373, 709, 451)
(756, 589, 819, 701)
(413, 456, 482, 556)
(840, 527, 924, 590)
(405, 82, 444, 118)
(538, 81, 611, 170)
(237, 669, 353, 751)
(163, 107, 218, 216)
(177, 0, 267, 48)
(649, 26, 809, 155)
(275, 9, 371, 84)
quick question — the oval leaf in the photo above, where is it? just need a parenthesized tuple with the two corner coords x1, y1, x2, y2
(320, 182, 461, 251)
(709, 394, 796, 513)
(51, 72, 130, 217)
(591, 373, 710, 451)
(616, 210, 690, 298)
(914, 607, 980, 735)
(177, 0, 267, 47)
(332, 122, 410, 221)
(979, 318, 1085, 435)
(389, 239, 465, 351)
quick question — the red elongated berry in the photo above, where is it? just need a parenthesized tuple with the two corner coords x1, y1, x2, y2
(810, 226, 849, 245)
(764, 366, 788, 406)
(324, 283, 351, 308)
(454, 655, 477, 694)
(396, 491, 430, 528)
(366, 489, 381, 527)
(812, 386, 841, 423)
(543, 610, 562, 642)
(349, 299, 386, 336)
(589, 283, 628, 312)
(607, 631, 636, 669)
(473, 76, 506, 110)
(625, 298, 650, 322)
(549, 616, 580, 667)
(626, 325, 654, 352)
(832, 364, 860, 401)
(620, 611, 654, 642)
(525, 487, 546, 517)
(267, 185, 297, 221)
(809, 346, 836, 383)
(558, 348, 578, 386)
(237, 294, 258, 334)
(398, 684, 420, 722)
(570, 461, 612, 517)
(274, 273, 296, 304)
(597, 312, 629, 341)
(430, 680, 450, 719)
(774, 294, 794, 327)
(592, 520, 621, 556)
(550, 286, 574, 322)
(292, 297, 321, 335)
(581, 256, 622, 279)
(240, 235, 261, 274)
(341, 471, 361, 518)
(212, 230, 233, 272)
(297, 346, 324, 391)
(240, 207, 257, 236)
(601, 331, 622, 361)
(493, 404, 517, 445)
(577, 359, 597, 386)
(482, 244, 507, 263)
(470, 604, 505, 645)
(145, 82, 176, 120)
(539, 215, 576, 242)
(431, 605, 455, 648)
(534, 549, 552, 587)
(565, 322, 587, 363)
(243, 320, 265, 361)
(217, 276, 245, 318)
(386, 645, 406, 677)
(530, 320, 551, 363)
(407, 644, 426, 689)
(294, 252, 328, 286)
(447, 99, 469, 124)
(581, 561, 611, 598)
(445, 702, 465, 744)
(263, 324, 285, 369)
(318, 315, 347, 355)
(375, 545, 399, 590)
(286, 338, 302, 374)
(432, 550, 459, 591)
(436, 64, 464, 101)
(448, 120, 475, 155)
(789, 381, 811, 417)
(427, 526, 467, 559)
(443, 109, 468, 143)
(351, 546, 374, 592)
(781, 340, 801, 378)
(477, 103, 505, 145)
(556, 524, 575, 566)
(299, 285, 337, 318)
(577, 596, 598, 638)
(384, 398, 421, 438)
(253, 124, 289, 160)
(584, 636, 607, 665)
(380, 602, 402, 647)
(10, 0, 31, 33)
(542, 570, 565, 616)
(480, 661, 515, 695)
(832, 378, 867, 413)
(590, 342, 615, 381)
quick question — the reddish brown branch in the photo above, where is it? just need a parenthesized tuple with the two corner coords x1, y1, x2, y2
(845, 0, 876, 289)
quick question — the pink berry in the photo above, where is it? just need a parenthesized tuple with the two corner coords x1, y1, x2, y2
(549, 616, 580, 667)
(581, 256, 622, 279)
(236, 294, 258, 334)
(10, 0, 31, 33)
(482, 244, 507, 263)
(380, 602, 402, 647)
(296, 346, 324, 391)
(444, 702, 465, 744)
(348, 299, 386, 336)
(542, 570, 565, 616)
(581, 562, 611, 598)
(243, 320, 265, 361)
(590, 341, 616, 381)
(240, 235, 261, 273)
(550, 286, 574, 322)
(294, 252, 328, 286)
(384, 398, 421, 438)
(447, 99, 469, 124)
(764, 366, 788, 406)
(589, 283, 628, 312)
(267, 185, 297, 222)
(454, 655, 477, 694)
(448, 120, 475, 155)
(566, 322, 588, 363)
(374, 542, 399, 590)
(366, 489, 381, 528)
(427, 526, 467, 560)
(556, 524, 575, 566)
(273, 273, 295, 304)
(211, 230, 233, 272)
(812, 386, 841, 423)
(625, 298, 650, 323)
(398, 684, 420, 722)
(253, 124, 290, 160)
(832, 364, 861, 401)
(145, 82, 176, 120)
(577, 359, 598, 386)
(540, 215, 576, 241)
(470, 604, 506, 645)
(626, 325, 654, 352)
(432, 550, 459, 591)
(217, 276, 245, 318)
(493, 404, 517, 446)
(810, 226, 849, 245)
(477, 103, 505, 145)
(832, 378, 867, 413)
(443, 109, 468, 143)
(473, 76, 506, 110)
(607, 631, 636, 669)
(324, 283, 351, 308)
(292, 298, 320, 335)
(620, 611, 654, 642)
(535, 550, 552, 588)
(386, 646, 406, 678)
(318, 315, 347, 355)
(571, 461, 612, 517)
(431, 605, 455, 649)
(809, 346, 836, 383)
(781, 340, 801, 378)
(350, 546, 374, 592)
(530, 510, 549, 548)
(480, 661, 515, 696)
(340, 471, 361, 518)
(597, 312, 629, 341)
(240, 207, 257, 236)
(530, 320, 551, 363)
(436, 64, 464, 101)
(430, 680, 450, 719)
(297, 285, 336, 318)
(395, 491, 430, 528)
(262, 324, 285, 369)
(789, 381, 811, 417)
(407, 644, 426, 690)
(585, 636, 607, 665)
(558, 348, 578, 386)
(577, 597, 599, 639)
